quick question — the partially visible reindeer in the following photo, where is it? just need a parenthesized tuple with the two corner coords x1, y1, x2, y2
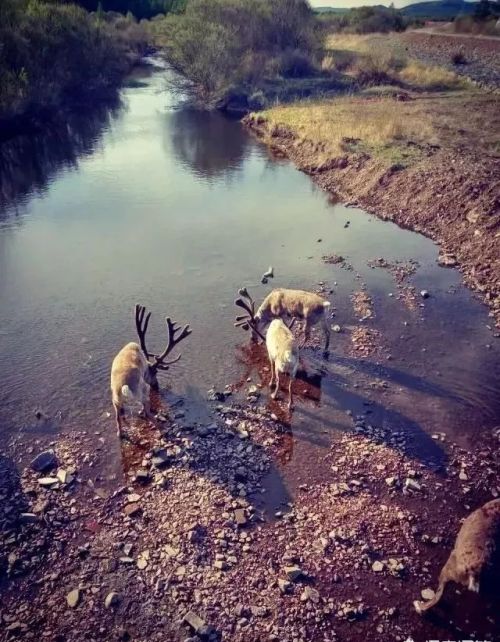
(110, 305, 191, 438)
(414, 498, 500, 614)
(254, 288, 331, 353)
(266, 319, 299, 409)
(235, 288, 299, 409)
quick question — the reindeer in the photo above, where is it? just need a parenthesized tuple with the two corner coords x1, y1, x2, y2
(235, 288, 298, 409)
(414, 499, 500, 614)
(110, 305, 191, 438)
(254, 289, 331, 353)
(266, 319, 299, 409)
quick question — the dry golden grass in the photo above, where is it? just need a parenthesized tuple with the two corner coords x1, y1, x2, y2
(260, 90, 498, 166)
(399, 61, 469, 90)
(262, 96, 434, 158)
(324, 32, 468, 91)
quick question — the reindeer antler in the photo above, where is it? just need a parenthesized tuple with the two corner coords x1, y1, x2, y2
(234, 288, 265, 342)
(135, 304, 192, 371)
(154, 317, 192, 370)
(135, 304, 153, 359)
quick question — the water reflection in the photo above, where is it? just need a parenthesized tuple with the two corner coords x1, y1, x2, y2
(0, 97, 121, 218)
(167, 108, 251, 182)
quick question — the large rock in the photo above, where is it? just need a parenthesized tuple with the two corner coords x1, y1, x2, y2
(30, 450, 58, 473)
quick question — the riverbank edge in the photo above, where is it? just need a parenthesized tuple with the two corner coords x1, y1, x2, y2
(0, 52, 155, 143)
(243, 113, 500, 330)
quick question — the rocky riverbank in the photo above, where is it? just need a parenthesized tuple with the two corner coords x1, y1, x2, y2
(1, 391, 499, 642)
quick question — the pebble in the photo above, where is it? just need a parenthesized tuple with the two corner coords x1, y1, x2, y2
(332, 325, 342, 333)
(420, 290, 430, 299)
(67, 589, 80, 608)
(284, 565, 303, 582)
(300, 586, 320, 603)
(372, 561, 385, 572)
(105, 592, 121, 609)
(278, 578, 292, 594)
(38, 477, 59, 487)
(421, 588, 435, 601)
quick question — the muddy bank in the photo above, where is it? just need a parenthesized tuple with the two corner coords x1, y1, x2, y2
(244, 112, 500, 330)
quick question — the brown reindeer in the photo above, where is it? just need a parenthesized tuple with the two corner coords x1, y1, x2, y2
(255, 288, 331, 353)
(414, 498, 500, 614)
(110, 305, 191, 438)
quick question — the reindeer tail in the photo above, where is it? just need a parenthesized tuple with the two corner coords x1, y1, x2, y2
(413, 580, 446, 615)
(323, 301, 331, 308)
(121, 385, 134, 400)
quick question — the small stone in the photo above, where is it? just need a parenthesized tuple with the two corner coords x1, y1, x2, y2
(123, 503, 141, 518)
(332, 325, 342, 333)
(126, 493, 141, 504)
(421, 588, 435, 601)
(67, 589, 80, 608)
(19, 513, 38, 524)
(183, 610, 206, 634)
(56, 469, 68, 484)
(420, 290, 430, 299)
(234, 508, 247, 526)
(372, 561, 384, 572)
(385, 477, 396, 487)
(135, 469, 151, 483)
(459, 470, 468, 481)
(105, 592, 121, 609)
(278, 578, 292, 594)
(214, 560, 228, 570)
(151, 449, 170, 468)
(284, 565, 303, 582)
(405, 478, 421, 492)
(300, 586, 320, 603)
(30, 450, 58, 473)
(137, 550, 149, 570)
(38, 477, 59, 487)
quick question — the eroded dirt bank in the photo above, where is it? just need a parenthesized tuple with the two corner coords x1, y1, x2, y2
(244, 107, 500, 330)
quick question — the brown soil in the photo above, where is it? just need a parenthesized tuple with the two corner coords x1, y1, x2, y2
(1, 400, 499, 642)
(244, 99, 500, 329)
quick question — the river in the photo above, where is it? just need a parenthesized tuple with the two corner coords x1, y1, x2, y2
(0, 59, 499, 502)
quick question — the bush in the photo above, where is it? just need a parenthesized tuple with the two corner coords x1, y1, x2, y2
(451, 49, 468, 65)
(318, 6, 406, 35)
(162, 0, 321, 102)
(0, 0, 129, 120)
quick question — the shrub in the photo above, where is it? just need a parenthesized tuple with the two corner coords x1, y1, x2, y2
(0, 1, 130, 120)
(162, 0, 321, 101)
(451, 49, 468, 65)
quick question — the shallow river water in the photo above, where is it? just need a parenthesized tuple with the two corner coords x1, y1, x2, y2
(0, 61, 499, 505)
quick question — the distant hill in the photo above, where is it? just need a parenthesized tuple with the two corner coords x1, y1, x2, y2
(315, 2, 480, 20)
(401, 1, 477, 19)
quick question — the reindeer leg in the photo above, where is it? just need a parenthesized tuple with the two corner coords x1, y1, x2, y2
(271, 370, 280, 400)
(114, 402, 123, 439)
(301, 321, 311, 348)
(322, 314, 331, 354)
(269, 356, 275, 389)
(287, 375, 294, 411)
(142, 384, 155, 424)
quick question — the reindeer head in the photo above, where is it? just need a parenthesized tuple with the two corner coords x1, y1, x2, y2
(135, 304, 192, 390)
(234, 288, 265, 342)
